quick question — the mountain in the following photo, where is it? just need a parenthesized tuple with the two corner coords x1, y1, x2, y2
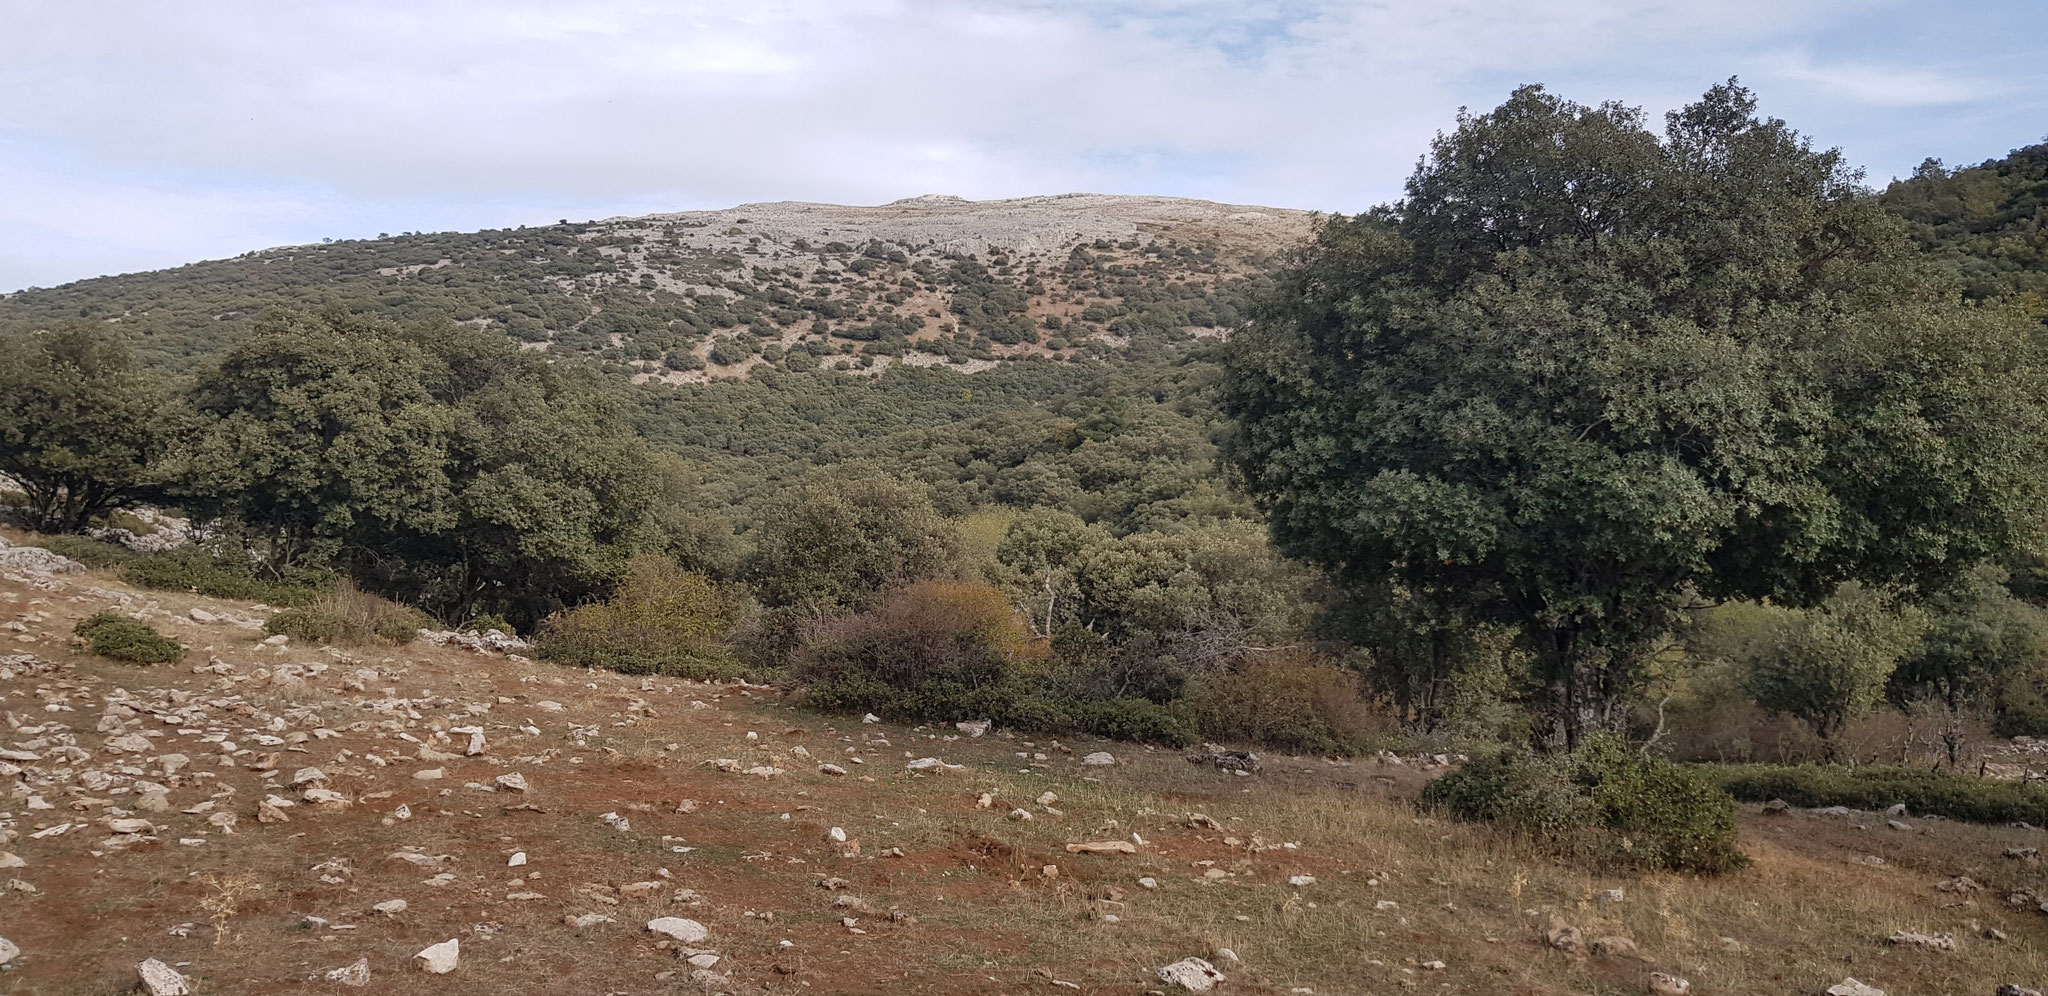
(1881, 140, 2048, 319)
(0, 194, 1315, 379)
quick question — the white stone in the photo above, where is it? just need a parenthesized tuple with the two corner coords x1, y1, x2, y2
(828, 827, 848, 843)
(412, 767, 444, 781)
(1081, 751, 1117, 766)
(1826, 980, 1885, 996)
(290, 766, 326, 785)
(138, 958, 191, 995)
(374, 899, 408, 914)
(1288, 875, 1316, 887)
(495, 772, 529, 792)
(1157, 957, 1224, 992)
(957, 720, 991, 737)
(508, 851, 527, 867)
(415, 938, 460, 973)
(686, 953, 721, 969)
(818, 763, 848, 776)
(861, 713, 880, 724)
(325, 957, 371, 987)
(647, 917, 709, 944)
(0, 936, 16, 965)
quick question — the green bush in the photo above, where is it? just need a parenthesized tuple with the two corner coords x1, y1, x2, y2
(1707, 763, 2048, 825)
(535, 556, 752, 681)
(1423, 735, 1748, 874)
(120, 548, 323, 606)
(73, 611, 184, 664)
(34, 534, 139, 569)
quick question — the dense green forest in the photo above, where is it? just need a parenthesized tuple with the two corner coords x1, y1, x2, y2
(7, 89, 2048, 864)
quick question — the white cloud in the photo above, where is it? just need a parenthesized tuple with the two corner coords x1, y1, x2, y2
(1, 0, 2042, 290)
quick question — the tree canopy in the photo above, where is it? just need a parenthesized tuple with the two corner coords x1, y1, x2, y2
(0, 326, 178, 532)
(1222, 81, 2048, 741)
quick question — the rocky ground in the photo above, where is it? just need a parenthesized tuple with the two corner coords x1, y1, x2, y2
(3, 536, 2048, 995)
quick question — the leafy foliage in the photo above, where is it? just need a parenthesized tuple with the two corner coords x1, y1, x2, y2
(535, 556, 749, 680)
(1712, 763, 2048, 826)
(1223, 80, 2048, 741)
(1424, 734, 1747, 873)
(73, 611, 184, 664)
(0, 327, 178, 532)
(264, 583, 429, 645)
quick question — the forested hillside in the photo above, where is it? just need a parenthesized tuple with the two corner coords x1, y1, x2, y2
(1883, 140, 2048, 319)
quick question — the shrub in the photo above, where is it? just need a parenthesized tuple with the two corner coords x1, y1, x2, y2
(535, 556, 750, 680)
(1423, 735, 1748, 874)
(34, 534, 138, 569)
(1707, 763, 2048, 825)
(121, 548, 324, 606)
(74, 611, 183, 664)
(264, 583, 428, 646)
(1179, 655, 1387, 754)
(790, 580, 1195, 745)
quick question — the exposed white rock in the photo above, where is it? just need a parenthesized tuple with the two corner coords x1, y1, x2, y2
(0, 935, 16, 965)
(325, 957, 371, 986)
(647, 917, 709, 943)
(1157, 957, 1224, 992)
(495, 772, 529, 792)
(1081, 751, 1117, 766)
(373, 899, 409, 914)
(415, 938, 460, 973)
(137, 958, 191, 995)
(1826, 981, 1885, 996)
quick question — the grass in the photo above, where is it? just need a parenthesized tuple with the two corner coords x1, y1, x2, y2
(263, 582, 428, 645)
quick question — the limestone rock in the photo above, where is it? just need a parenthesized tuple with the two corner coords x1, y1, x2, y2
(374, 899, 409, 914)
(495, 772, 529, 792)
(0, 935, 16, 965)
(1156, 957, 1224, 992)
(1996, 986, 2044, 996)
(1886, 930, 1957, 952)
(818, 763, 848, 776)
(647, 917, 709, 944)
(137, 958, 191, 995)
(1589, 935, 1638, 959)
(1826, 980, 1885, 996)
(1081, 751, 1117, 766)
(956, 720, 991, 737)
(415, 938, 460, 973)
(325, 957, 371, 986)
(1647, 973, 1690, 995)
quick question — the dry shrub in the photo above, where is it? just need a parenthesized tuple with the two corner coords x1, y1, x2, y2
(1179, 652, 1389, 754)
(265, 582, 428, 645)
(793, 580, 1194, 744)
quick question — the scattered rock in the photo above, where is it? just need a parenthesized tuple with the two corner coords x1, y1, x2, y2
(1185, 743, 1260, 773)
(495, 772, 529, 792)
(415, 938, 460, 973)
(1081, 751, 1117, 766)
(373, 899, 409, 915)
(647, 917, 709, 944)
(818, 763, 848, 776)
(325, 957, 371, 987)
(1825, 980, 1884, 996)
(137, 958, 191, 995)
(1066, 840, 1137, 855)
(1589, 935, 1638, 959)
(1886, 930, 1956, 952)
(0, 935, 16, 965)
(1156, 957, 1225, 992)
(956, 720, 991, 737)
(1287, 874, 1316, 886)
(1996, 986, 2044, 996)
(1648, 973, 1690, 995)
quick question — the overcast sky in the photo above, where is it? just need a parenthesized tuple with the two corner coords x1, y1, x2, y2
(3, 1, 2043, 292)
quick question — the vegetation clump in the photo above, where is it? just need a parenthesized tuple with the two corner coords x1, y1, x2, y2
(263, 583, 429, 645)
(1711, 764, 2048, 826)
(73, 611, 184, 664)
(119, 547, 324, 606)
(1423, 734, 1747, 874)
(535, 556, 750, 680)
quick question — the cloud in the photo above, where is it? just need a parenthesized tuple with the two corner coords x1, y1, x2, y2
(1, 0, 2043, 290)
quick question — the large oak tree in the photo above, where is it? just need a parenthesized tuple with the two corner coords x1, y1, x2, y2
(1222, 82, 2048, 742)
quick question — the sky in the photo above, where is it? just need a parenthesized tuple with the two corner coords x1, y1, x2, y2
(3, 1, 2044, 292)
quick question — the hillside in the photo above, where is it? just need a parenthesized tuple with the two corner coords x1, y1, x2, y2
(1882, 141, 2048, 318)
(6, 538, 2048, 995)
(0, 194, 1313, 381)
